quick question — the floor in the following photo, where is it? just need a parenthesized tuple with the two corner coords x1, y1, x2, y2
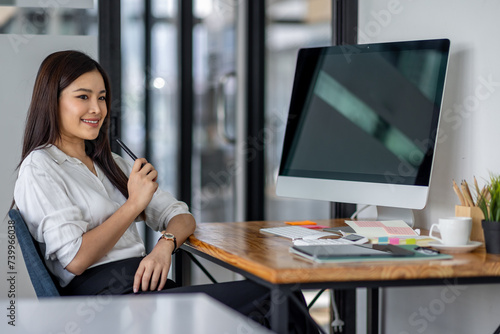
(305, 289, 341, 334)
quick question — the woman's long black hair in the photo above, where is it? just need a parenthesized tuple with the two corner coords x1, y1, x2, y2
(15, 50, 129, 203)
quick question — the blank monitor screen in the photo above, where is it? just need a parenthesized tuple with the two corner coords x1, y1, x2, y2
(277, 39, 450, 211)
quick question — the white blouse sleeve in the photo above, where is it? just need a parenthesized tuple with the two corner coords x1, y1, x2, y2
(144, 189, 192, 231)
(14, 163, 87, 269)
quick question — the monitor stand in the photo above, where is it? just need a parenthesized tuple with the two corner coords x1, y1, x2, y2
(376, 206, 415, 227)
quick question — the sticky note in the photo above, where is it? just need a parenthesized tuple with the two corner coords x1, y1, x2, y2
(378, 237, 389, 244)
(303, 225, 329, 229)
(285, 220, 317, 226)
(389, 238, 400, 245)
(405, 238, 416, 245)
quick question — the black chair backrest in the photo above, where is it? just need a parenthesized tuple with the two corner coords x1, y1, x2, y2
(8, 209, 60, 297)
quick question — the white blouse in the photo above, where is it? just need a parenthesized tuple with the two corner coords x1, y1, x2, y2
(14, 145, 191, 287)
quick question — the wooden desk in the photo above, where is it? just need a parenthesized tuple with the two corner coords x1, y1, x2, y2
(179, 219, 500, 333)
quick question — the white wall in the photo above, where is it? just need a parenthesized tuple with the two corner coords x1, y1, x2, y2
(0, 35, 96, 329)
(358, 0, 500, 333)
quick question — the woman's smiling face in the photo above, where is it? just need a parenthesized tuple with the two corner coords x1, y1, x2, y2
(58, 69, 107, 145)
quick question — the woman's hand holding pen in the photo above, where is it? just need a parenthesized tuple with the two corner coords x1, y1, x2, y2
(115, 140, 196, 292)
(127, 158, 158, 211)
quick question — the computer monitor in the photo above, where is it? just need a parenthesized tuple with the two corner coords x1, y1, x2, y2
(276, 39, 450, 226)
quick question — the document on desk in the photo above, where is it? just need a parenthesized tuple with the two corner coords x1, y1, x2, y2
(345, 220, 418, 238)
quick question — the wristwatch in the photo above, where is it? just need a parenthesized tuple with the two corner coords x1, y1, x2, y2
(158, 232, 178, 254)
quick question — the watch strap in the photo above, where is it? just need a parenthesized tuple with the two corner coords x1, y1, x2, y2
(158, 233, 178, 254)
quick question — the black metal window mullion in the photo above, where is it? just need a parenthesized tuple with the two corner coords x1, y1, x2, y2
(331, 0, 358, 221)
(144, 0, 153, 161)
(332, 0, 358, 46)
(98, 0, 122, 153)
(173, 0, 195, 287)
(245, 0, 266, 221)
(178, 0, 194, 208)
(330, 3, 359, 334)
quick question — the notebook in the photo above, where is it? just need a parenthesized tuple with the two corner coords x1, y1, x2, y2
(290, 244, 452, 263)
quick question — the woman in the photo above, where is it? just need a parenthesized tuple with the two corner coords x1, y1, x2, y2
(14, 50, 193, 295)
(13, 50, 314, 332)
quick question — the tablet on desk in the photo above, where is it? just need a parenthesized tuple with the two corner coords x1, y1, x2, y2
(290, 244, 415, 262)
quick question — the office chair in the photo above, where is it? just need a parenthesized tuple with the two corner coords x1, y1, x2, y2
(8, 209, 60, 297)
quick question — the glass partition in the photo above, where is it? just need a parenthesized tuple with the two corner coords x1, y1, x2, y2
(0, 3, 97, 35)
(191, 0, 237, 222)
(0, 0, 98, 299)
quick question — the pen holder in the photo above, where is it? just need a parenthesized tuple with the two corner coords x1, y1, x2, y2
(455, 205, 485, 242)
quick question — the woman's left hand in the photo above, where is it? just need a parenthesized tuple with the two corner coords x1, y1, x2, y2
(133, 240, 174, 293)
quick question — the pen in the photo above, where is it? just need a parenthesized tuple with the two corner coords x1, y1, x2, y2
(115, 139, 157, 189)
(116, 139, 138, 161)
(116, 139, 147, 170)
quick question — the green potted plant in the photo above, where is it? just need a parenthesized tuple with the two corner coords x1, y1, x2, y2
(477, 174, 500, 254)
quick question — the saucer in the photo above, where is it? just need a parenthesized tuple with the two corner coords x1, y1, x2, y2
(428, 241, 482, 254)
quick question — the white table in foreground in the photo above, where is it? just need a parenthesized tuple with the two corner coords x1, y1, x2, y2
(9, 293, 273, 334)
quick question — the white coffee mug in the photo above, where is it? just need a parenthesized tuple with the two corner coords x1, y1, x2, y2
(429, 217, 472, 246)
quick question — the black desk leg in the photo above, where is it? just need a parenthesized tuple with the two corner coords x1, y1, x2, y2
(270, 286, 289, 334)
(172, 250, 191, 286)
(333, 289, 356, 334)
(367, 288, 379, 334)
